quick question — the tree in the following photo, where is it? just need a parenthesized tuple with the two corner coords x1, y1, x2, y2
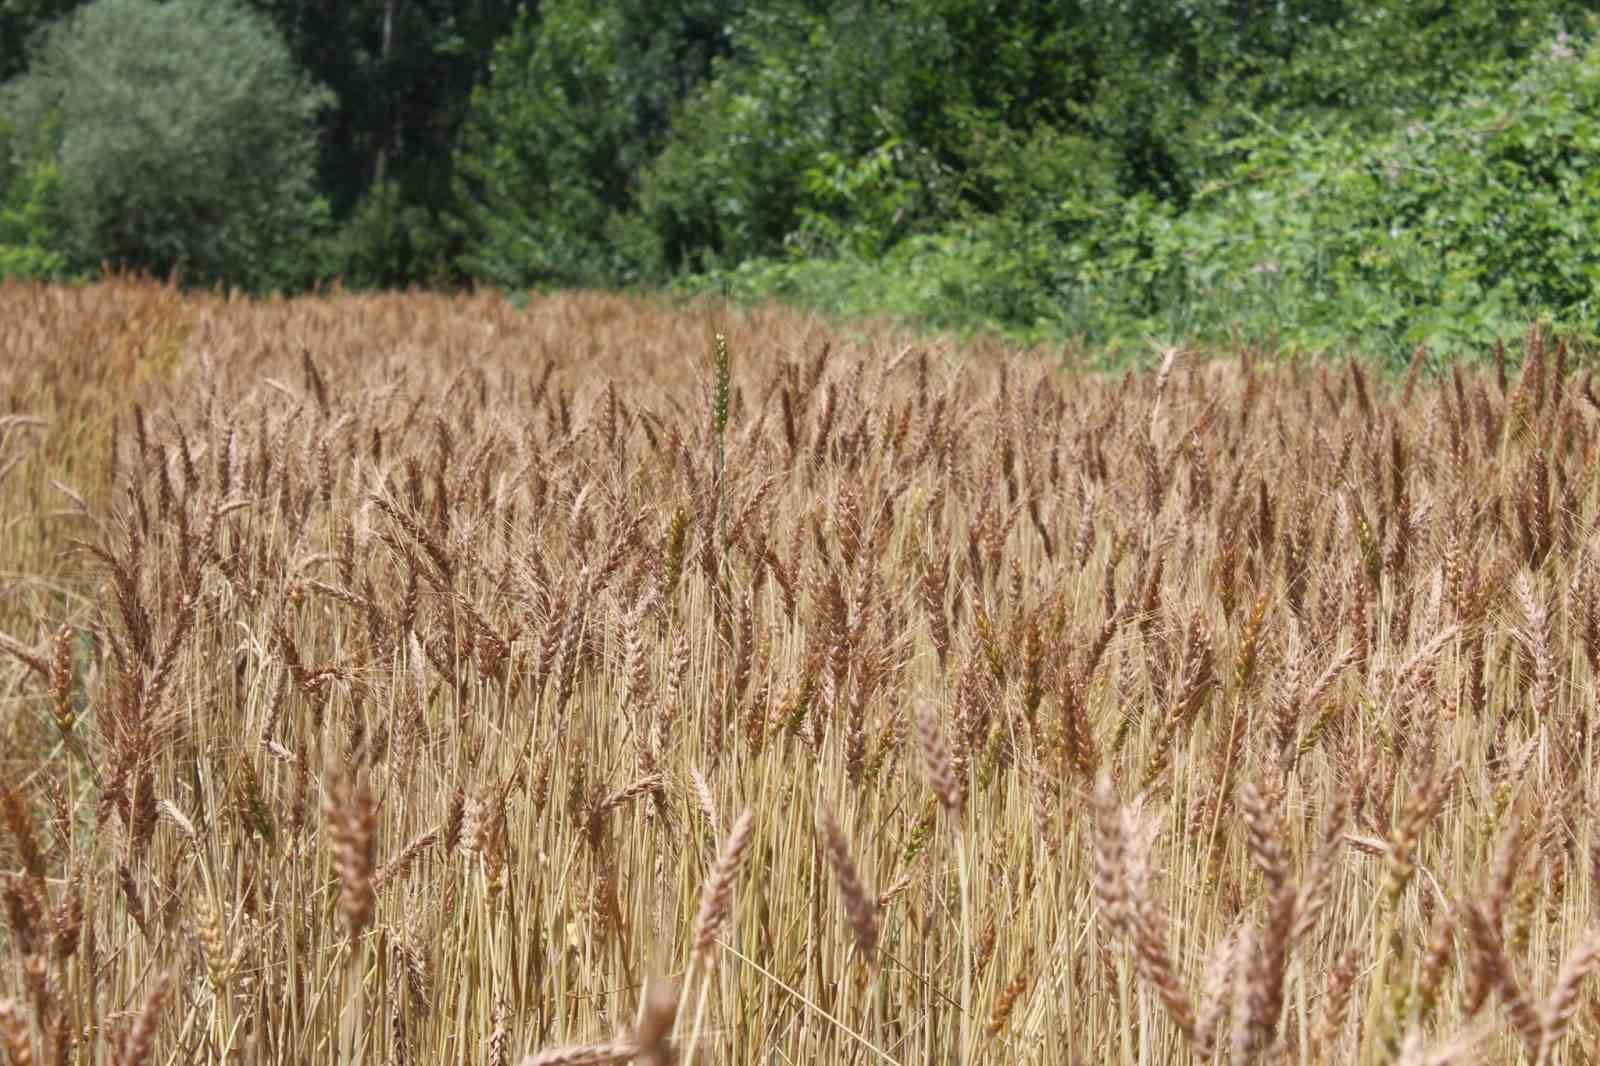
(0, 0, 85, 81)
(243, 0, 520, 285)
(2, 0, 331, 288)
(452, 2, 634, 288)
(452, 0, 747, 288)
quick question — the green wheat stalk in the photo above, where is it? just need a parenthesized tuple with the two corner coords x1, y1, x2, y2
(713, 331, 730, 546)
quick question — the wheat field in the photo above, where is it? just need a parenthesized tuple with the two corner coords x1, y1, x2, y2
(1, 278, 1599, 1065)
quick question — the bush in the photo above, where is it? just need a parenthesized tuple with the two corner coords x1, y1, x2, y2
(312, 179, 454, 291)
(697, 20, 1600, 360)
(1, 0, 331, 289)
(693, 191, 1180, 352)
(1163, 26, 1600, 358)
(0, 113, 72, 280)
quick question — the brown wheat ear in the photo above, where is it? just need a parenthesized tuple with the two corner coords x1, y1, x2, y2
(324, 762, 377, 941)
(691, 808, 756, 964)
(1539, 926, 1600, 1056)
(1461, 900, 1540, 1047)
(817, 804, 879, 965)
(0, 999, 32, 1066)
(116, 971, 171, 1066)
(916, 702, 963, 817)
(986, 950, 1034, 1037)
(632, 978, 680, 1066)
(1089, 772, 1128, 932)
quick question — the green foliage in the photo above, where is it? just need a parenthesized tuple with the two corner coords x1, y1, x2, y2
(688, 6, 1600, 360)
(795, 139, 923, 259)
(609, 0, 751, 158)
(0, 0, 85, 81)
(454, 3, 649, 288)
(695, 191, 1179, 352)
(636, 3, 968, 271)
(453, 0, 749, 288)
(6, 0, 1600, 352)
(1237, 0, 1600, 128)
(0, 113, 71, 279)
(1161, 27, 1600, 357)
(240, 0, 520, 285)
(313, 178, 453, 290)
(632, 17, 820, 271)
(1, 0, 331, 289)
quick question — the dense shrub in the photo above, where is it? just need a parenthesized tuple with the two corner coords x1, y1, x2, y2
(696, 14, 1600, 359)
(312, 178, 455, 291)
(0, 114, 71, 280)
(1159, 28, 1600, 356)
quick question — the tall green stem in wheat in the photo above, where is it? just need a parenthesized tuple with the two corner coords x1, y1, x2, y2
(713, 331, 730, 546)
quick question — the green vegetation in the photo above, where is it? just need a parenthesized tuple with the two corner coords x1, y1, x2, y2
(0, 0, 329, 288)
(3, 0, 1600, 358)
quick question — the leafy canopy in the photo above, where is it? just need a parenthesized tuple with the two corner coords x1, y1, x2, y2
(2, 0, 331, 289)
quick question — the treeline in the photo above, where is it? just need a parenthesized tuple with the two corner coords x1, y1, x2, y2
(3, 0, 1600, 357)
